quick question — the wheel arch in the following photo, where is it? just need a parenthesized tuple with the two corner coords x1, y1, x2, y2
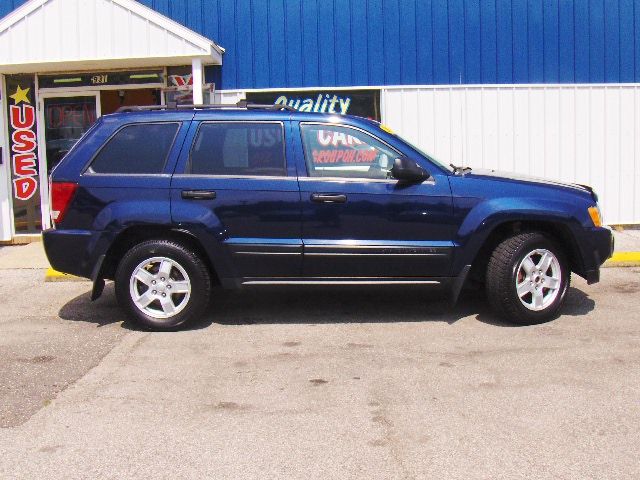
(99, 225, 221, 285)
(467, 219, 584, 283)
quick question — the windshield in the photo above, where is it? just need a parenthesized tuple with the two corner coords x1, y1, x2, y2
(378, 125, 454, 173)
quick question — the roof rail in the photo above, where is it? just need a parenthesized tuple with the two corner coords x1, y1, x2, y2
(235, 100, 297, 112)
(115, 100, 297, 113)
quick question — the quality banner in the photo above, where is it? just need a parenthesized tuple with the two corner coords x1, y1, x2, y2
(245, 89, 381, 121)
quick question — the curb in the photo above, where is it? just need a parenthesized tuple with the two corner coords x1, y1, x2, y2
(44, 267, 88, 282)
(603, 252, 640, 268)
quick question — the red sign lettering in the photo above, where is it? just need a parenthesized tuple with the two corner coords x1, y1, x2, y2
(11, 130, 37, 153)
(13, 176, 38, 200)
(10, 104, 35, 129)
(13, 153, 38, 176)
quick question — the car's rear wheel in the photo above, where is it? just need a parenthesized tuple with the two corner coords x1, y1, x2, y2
(486, 232, 570, 325)
(115, 240, 211, 330)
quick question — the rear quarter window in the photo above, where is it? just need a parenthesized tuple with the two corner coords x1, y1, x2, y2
(88, 122, 179, 174)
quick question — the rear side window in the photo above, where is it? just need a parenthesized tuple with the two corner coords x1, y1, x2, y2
(89, 123, 179, 174)
(188, 122, 285, 176)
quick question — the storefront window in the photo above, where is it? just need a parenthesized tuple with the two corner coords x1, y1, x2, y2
(164, 65, 214, 105)
(43, 97, 98, 175)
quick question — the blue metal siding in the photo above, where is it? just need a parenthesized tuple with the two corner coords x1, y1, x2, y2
(0, 0, 21, 17)
(1, 0, 639, 89)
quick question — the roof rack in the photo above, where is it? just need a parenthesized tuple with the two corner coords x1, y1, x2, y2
(235, 100, 297, 112)
(116, 100, 296, 113)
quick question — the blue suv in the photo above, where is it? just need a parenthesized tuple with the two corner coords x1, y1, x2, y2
(44, 104, 613, 330)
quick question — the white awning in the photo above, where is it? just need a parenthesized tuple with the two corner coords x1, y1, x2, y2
(0, 0, 223, 74)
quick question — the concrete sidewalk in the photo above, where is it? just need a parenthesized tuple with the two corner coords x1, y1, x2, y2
(0, 228, 638, 276)
(612, 228, 640, 252)
(0, 241, 84, 281)
(0, 241, 50, 270)
(608, 228, 640, 266)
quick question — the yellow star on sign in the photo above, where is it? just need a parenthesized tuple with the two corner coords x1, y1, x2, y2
(9, 85, 31, 105)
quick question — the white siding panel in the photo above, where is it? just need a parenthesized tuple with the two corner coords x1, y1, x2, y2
(213, 90, 246, 105)
(130, 13, 147, 58)
(619, 88, 635, 223)
(543, 88, 560, 180)
(8, 12, 29, 62)
(400, 89, 420, 147)
(0, 75, 12, 241)
(558, 89, 576, 183)
(481, 88, 499, 170)
(574, 88, 591, 186)
(382, 84, 640, 224)
(589, 88, 606, 212)
(95, 0, 110, 58)
(434, 90, 452, 164)
(512, 88, 530, 175)
(112, 4, 130, 57)
(449, 88, 465, 166)
(528, 88, 545, 178)
(465, 89, 484, 168)
(604, 88, 621, 222)
(77, 0, 97, 60)
(418, 90, 436, 157)
(497, 88, 514, 172)
(59, 0, 77, 60)
(635, 89, 640, 223)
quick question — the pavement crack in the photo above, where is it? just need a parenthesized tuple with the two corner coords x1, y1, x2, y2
(368, 397, 414, 480)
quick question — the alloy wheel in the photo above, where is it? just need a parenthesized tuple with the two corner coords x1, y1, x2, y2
(129, 256, 191, 319)
(515, 249, 562, 311)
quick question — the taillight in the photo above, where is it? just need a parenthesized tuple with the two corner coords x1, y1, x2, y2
(50, 182, 78, 226)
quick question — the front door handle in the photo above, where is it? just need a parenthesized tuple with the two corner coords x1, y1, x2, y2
(310, 193, 347, 204)
(181, 190, 216, 200)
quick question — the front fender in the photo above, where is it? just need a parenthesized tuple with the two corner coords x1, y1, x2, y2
(452, 197, 584, 275)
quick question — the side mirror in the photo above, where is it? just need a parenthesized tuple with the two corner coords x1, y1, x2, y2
(390, 157, 429, 183)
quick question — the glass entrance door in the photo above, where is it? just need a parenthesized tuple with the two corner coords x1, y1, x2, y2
(42, 95, 99, 175)
(39, 92, 100, 228)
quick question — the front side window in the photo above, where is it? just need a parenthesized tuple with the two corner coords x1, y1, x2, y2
(89, 123, 178, 174)
(300, 123, 399, 179)
(188, 122, 285, 176)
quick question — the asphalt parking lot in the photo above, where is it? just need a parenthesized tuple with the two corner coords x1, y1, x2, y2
(0, 266, 639, 479)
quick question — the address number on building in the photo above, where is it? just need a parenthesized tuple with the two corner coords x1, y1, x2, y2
(91, 75, 108, 85)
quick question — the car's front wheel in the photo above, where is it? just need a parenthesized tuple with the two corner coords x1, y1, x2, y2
(115, 240, 211, 330)
(486, 232, 570, 325)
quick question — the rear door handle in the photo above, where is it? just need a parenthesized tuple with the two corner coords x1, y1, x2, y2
(181, 190, 216, 200)
(310, 193, 347, 204)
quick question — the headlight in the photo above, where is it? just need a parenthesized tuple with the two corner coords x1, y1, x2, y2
(588, 205, 603, 227)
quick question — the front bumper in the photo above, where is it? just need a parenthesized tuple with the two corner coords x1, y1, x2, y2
(581, 226, 614, 284)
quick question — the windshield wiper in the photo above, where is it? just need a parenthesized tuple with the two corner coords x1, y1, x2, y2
(450, 163, 472, 175)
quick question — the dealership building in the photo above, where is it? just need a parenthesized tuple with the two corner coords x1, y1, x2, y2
(0, 0, 639, 242)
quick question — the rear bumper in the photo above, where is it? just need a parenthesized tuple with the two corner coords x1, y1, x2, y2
(42, 229, 97, 279)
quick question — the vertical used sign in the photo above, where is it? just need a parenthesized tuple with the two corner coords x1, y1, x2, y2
(6, 74, 41, 233)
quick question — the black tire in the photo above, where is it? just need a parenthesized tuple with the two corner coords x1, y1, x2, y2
(485, 232, 570, 325)
(115, 239, 211, 330)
